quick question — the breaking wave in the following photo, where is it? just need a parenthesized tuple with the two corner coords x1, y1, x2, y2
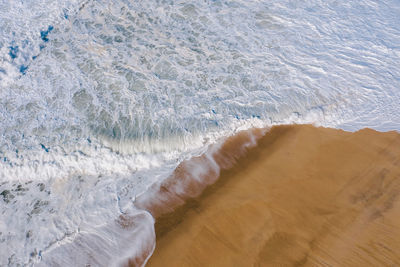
(0, 0, 399, 265)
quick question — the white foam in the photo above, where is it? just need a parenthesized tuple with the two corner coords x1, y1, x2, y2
(1, 0, 400, 265)
(37, 207, 155, 267)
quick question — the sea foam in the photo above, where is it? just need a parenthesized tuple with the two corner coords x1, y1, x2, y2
(0, 0, 400, 265)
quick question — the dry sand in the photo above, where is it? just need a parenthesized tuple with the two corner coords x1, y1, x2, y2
(145, 125, 400, 266)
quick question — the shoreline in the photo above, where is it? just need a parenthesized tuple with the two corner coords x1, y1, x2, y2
(134, 125, 400, 266)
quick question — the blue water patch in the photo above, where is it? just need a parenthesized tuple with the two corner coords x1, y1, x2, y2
(40, 25, 54, 42)
(19, 65, 28, 74)
(9, 45, 19, 59)
(63, 9, 69, 19)
(40, 144, 49, 153)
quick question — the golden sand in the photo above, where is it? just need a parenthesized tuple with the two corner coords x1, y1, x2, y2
(143, 125, 400, 266)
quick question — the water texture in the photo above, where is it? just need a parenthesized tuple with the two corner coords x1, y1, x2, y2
(0, 0, 399, 265)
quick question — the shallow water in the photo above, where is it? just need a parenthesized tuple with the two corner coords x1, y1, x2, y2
(0, 0, 399, 265)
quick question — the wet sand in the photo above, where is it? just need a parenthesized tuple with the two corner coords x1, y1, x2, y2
(144, 125, 400, 266)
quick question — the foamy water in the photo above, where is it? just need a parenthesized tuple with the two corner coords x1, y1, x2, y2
(0, 0, 399, 265)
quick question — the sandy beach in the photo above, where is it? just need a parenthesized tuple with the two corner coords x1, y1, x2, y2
(143, 125, 400, 266)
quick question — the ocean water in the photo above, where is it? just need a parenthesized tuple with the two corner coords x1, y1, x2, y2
(0, 0, 399, 265)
